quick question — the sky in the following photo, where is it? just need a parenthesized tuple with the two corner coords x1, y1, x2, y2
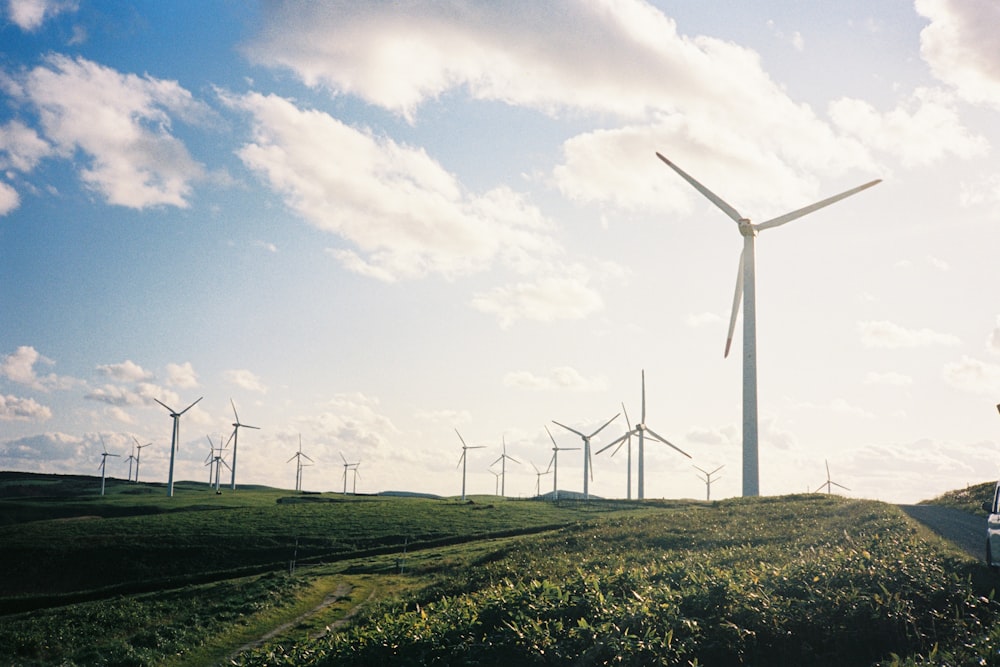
(1, 0, 999, 504)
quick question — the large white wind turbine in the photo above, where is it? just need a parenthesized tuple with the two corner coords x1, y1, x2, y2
(552, 413, 619, 500)
(597, 371, 690, 499)
(98, 435, 119, 496)
(455, 429, 485, 501)
(544, 425, 578, 501)
(229, 399, 259, 491)
(491, 436, 520, 497)
(656, 153, 880, 496)
(155, 396, 203, 498)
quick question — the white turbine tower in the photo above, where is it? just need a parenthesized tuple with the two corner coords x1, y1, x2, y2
(597, 371, 690, 499)
(155, 396, 203, 498)
(552, 413, 619, 500)
(545, 425, 579, 501)
(656, 153, 880, 496)
(596, 402, 635, 499)
(340, 453, 360, 494)
(455, 429, 485, 501)
(98, 436, 119, 496)
(124, 442, 137, 483)
(205, 435, 230, 492)
(491, 436, 520, 497)
(287, 435, 312, 493)
(132, 437, 152, 483)
(694, 464, 725, 501)
(815, 460, 849, 495)
(229, 399, 259, 491)
(351, 462, 361, 494)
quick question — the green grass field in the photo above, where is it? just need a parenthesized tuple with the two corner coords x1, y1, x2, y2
(3, 471, 1000, 666)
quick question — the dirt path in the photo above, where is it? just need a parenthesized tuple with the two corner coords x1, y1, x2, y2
(231, 581, 358, 659)
(899, 504, 983, 560)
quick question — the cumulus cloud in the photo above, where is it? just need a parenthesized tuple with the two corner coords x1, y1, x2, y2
(0, 394, 52, 421)
(857, 320, 961, 349)
(15, 55, 208, 208)
(225, 369, 267, 393)
(864, 371, 914, 387)
(471, 274, 603, 328)
(300, 393, 400, 458)
(0, 345, 77, 391)
(166, 362, 199, 389)
(503, 366, 607, 392)
(0, 181, 19, 215)
(96, 360, 152, 382)
(0, 119, 52, 172)
(943, 356, 1000, 395)
(0, 432, 82, 463)
(916, 0, 1000, 109)
(6, 0, 78, 31)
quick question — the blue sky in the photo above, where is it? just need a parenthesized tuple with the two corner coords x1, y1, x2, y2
(2, 0, 999, 503)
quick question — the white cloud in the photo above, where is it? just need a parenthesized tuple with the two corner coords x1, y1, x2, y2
(926, 256, 950, 271)
(943, 356, 1000, 395)
(6, 0, 78, 32)
(19, 55, 207, 208)
(0, 181, 18, 215)
(990, 316, 1000, 355)
(166, 362, 199, 389)
(916, 0, 1000, 109)
(228, 91, 562, 283)
(225, 369, 267, 393)
(0, 119, 52, 172)
(299, 393, 400, 459)
(0, 345, 77, 391)
(829, 87, 988, 168)
(857, 320, 961, 349)
(793, 397, 874, 419)
(84, 383, 143, 407)
(0, 394, 52, 421)
(864, 371, 914, 387)
(471, 274, 603, 328)
(503, 366, 607, 392)
(96, 360, 152, 382)
(0, 432, 82, 464)
(685, 312, 721, 327)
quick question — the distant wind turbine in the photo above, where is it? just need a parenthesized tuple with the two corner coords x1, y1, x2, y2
(656, 153, 880, 496)
(597, 371, 690, 499)
(340, 453, 360, 495)
(155, 396, 203, 498)
(98, 435, 119, 496)
(351, 462, 362, 494)
(815, 460, 849, 495)
(545, 425, 579, 501)
(229, 399, 259, 491)
(124, 443, 137, 483)
(552, 413, 619, 500)
(455, 429, 485, 501)
(287, 435, 313, 493)
(132, 437, 152, 483)
(531, 461, 552, 497)
(491, 436, 520, 497)
(596, 402, 635, 499)
(694, 464, 725, 501)
(490, 469, 502, 495)
(205, 435, 231, 492)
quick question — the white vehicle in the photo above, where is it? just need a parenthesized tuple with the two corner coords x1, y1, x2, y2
(982, 482, 1000, 569)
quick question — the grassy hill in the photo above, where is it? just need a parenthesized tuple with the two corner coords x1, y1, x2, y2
(3, 472, 1000, 666)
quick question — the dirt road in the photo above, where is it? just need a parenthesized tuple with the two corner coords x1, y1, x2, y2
(899, 504, 984, 561)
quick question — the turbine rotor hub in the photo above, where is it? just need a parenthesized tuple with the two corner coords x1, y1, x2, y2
(738, 219, 756, 237)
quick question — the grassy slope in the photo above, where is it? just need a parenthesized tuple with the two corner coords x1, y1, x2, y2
(5, 473, 1000, 666)
(920, 479, 995, 515)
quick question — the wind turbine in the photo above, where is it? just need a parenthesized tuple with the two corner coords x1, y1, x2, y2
(656, 153, 880, 497)
(155, 396, 203, 498)
(596, 402, 635, 499)
(489, 469, 502, 495)
(205, 435, 230, 492)
(552, 413, 619, 500)
(351, 462, 362, 494)
(815, 460, 849, 495)
(531, 461, 552, 497)
(491, 436, 520, 497)
(124, 442, 137, 483)
(132, 437, 152, 483)
(287, 435, 313, 493)
(228, 399, 260, 491)
(98, 435, 119, 496)
(340, 453, 360, 494)
(694, 464, 725, 501)
(597, 371, 690, 499)
(544, 425, 579, 501)
(455, 429, 485, 501)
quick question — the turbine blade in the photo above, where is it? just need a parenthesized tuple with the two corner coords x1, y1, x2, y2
(693, 465, 708, 475)
(621, 402, 632, 430)
(456, 451, 465, 468)
(595, 431, 629, 455)
(832, 482, 850, 491)
(725, 249, 745, 358)
(755, 179, 881, 231)
(645, 427, 692, 458)
(153, 398, 173, 412)
(231, 398, 240, 423)
(655, 152, 744, 223)
(179, 397, 203, 415)
(552, 420, 585, 438)
(454, 428, 468, 448)
(588, 413, 620, 438)
(545, 425, 559, 448)
(301, 453, 313, 462)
